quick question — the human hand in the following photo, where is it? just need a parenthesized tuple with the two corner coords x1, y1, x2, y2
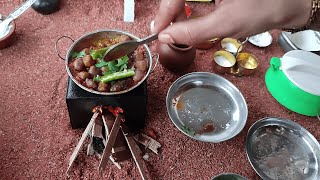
(152, 0, 312, 45)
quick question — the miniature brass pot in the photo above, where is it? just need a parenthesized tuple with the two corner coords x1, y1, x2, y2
(212, 50, 236, 74)
(231, 53, 259, 76)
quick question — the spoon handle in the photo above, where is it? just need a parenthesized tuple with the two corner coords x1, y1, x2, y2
(137, 34, 158, 44)
(7, 0, 37, 20)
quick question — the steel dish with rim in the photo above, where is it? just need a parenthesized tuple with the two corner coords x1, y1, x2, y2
(166, 72, 248, 143)
(212, 173, 247, 180)
(245, 117, 320, 180)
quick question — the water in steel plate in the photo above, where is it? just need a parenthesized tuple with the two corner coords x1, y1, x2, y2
(174, 86, 233, 135)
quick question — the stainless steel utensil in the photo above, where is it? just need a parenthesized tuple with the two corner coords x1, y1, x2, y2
(166, 72, 248, 143)
(103, 34, 158, 61)
(278, 31, 320, 55)
(246, 117, 320, 180)
(0, 0, 36, 38)
(314, 31, 320, 44)
(212, 173, 247, 180)
(248, 31, 273, 47)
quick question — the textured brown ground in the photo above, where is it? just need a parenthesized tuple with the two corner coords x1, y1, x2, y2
(0, 0, 319, 179)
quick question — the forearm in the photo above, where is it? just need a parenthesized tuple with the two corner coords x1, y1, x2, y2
(278, 0, 319, 32)
(310, 20, 320, 31)
(154, 0, 317, 45)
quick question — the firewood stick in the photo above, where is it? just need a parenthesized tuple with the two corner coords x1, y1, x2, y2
(122, 129, 148, 180)
(93, 117, 104, 139)
(87, 126, 95, 156)
(102, 115, 109, 136)
(67, 111, 99, 174)
(133, 134, 161, 155)
(87, 142, 95, 156)
(101, 114, 124, 169)
(109, 156, 121, 169)
(99, 115, 123, 172)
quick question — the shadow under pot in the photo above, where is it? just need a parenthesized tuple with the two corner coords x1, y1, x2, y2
(155, 42, 196, 71)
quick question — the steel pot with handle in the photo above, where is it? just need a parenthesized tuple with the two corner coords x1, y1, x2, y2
(55, 29, 158, 95)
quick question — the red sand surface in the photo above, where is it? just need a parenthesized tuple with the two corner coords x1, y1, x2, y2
(0, 1, 319, 179)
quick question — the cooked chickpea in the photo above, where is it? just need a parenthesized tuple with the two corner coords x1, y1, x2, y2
(82, 48, 91, 55)
(119, 35, 131, 42)
(134, 61, 147, 71)
(85, 78, 98, 89)
(73, 59, 84, 71)
(98, 82, 109, 92)
(134, 51, 144, 61)
(100, 66, 108, 74)
(82, 55, 95, 67)
(88, 66, 101, 77)
(77, 71, 89, 80)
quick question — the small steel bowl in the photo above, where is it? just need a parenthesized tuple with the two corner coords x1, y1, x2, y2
(213, 50, 236, 74)
(212, 173, 247, 180)
(232, 53, 259, 76)
(166, 72, 248, 143)
(0, 14, 16, 49)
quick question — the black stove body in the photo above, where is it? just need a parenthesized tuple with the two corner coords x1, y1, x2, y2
(66, 78, 147, 131)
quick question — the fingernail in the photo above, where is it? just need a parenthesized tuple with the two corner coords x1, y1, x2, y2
(150, 20, 155, 33)
(159, 34, 175, 44)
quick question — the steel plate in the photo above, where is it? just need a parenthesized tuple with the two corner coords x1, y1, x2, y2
(246, 117, 320, 180)
(166, 72, 248, 143)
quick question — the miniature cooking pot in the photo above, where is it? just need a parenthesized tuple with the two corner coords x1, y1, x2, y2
(155, 42, 196, 72)
(55, 29, 158, 95)
(265, 50, 320, 116)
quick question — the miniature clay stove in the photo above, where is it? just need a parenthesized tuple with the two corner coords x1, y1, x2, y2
(65, 78, 161, 179)
(66, 77, 147, 131)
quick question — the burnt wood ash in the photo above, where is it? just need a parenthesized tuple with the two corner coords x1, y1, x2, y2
(92, 137, 105, 154)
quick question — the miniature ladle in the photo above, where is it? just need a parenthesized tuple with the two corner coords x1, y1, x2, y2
(0, 0, 36, 38)
(103, 34, 158, 61)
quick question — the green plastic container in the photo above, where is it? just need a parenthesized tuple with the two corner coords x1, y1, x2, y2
(265, 57, 320, 116)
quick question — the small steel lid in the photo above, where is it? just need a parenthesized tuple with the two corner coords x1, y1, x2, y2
(248, 31, 272, 47)
(280, 50, 320, 96)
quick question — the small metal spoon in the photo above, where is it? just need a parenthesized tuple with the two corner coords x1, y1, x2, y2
(0, 0, 36, 38)
(104, 34, 158, 61)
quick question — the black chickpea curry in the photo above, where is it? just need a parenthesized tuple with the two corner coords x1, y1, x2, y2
(68, 34, 148, 93)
